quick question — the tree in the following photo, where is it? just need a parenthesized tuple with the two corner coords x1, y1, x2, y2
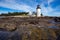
(41, 13, 43, 16)
(0, 12, 29, 16)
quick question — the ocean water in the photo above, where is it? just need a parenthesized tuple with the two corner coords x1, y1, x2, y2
(48, 26, 59, 29)
(48, 20, 60, 29)
(0, 31, 11, 40)
(0, 31, 21, 40)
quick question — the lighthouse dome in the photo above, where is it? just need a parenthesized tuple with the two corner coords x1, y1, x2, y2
(36, 5, 41, 9)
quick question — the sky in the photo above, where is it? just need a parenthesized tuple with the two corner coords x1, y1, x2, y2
(0, 0, 60, 16)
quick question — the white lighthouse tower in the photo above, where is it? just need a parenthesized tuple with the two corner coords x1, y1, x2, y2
(36, 5, 41, 17)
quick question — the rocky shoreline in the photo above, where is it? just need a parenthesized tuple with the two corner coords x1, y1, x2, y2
(0, 17, 60, 40)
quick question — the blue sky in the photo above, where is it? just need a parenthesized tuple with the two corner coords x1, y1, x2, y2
(0, 0, 60, 16)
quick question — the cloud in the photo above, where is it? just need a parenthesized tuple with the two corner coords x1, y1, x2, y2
(40, 0, 53, 15)
(40, 0, 60, 16)
(48, 0, 54, 5)
(0, 0, 35, 12)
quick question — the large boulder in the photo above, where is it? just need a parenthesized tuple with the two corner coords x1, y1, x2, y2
(5, 23, 17, 31)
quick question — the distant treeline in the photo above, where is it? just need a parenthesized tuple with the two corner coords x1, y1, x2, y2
(0, 12, 29, 16)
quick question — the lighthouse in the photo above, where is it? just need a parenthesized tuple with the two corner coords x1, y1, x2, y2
(36, 5, 41, 17)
